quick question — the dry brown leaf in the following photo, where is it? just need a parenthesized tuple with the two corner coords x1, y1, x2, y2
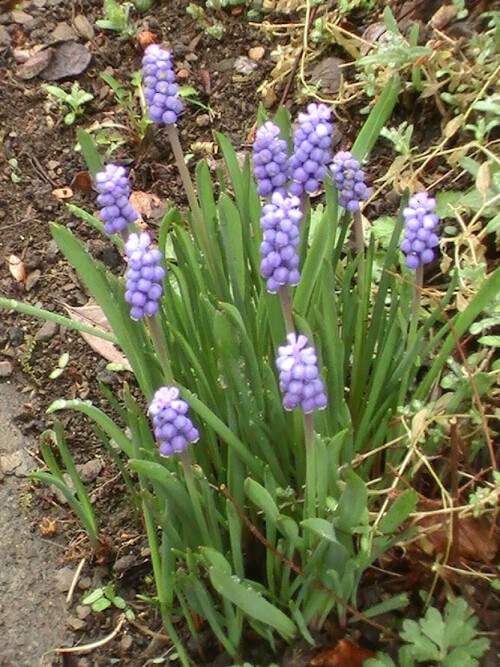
(25, 269, 41, 292)
(444, 114, 464, 139)
(415, 507, 498, 564)
(8, 254, 25, 282)
(71, 170, 92, 192)
(65, 301, 132, 371)
(311, 639, 375, 667)
(476, 161, 490, 199)
(129, 190, 161, 219)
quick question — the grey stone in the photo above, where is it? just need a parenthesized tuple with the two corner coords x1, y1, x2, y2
(55, 566, 75, 592)
(35, 319, 59, 342)
(0, 360, 13, 377)
(76, 459, 102, 483)
(0, 25, 11, 46)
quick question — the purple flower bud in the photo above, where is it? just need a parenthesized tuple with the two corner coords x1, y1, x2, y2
(142, 44, 184, 125)
(125, 232, 165, 320)
(329, 151, 370, 212)
(289, 103, 332, 197)
(276, 333, 327, 413)
(400, 192, 440, 269)
(149, 386, 199, 456)
(252, 121, 289, 197)
(95, 164, 138, 235)
(259, 192, 302, 293)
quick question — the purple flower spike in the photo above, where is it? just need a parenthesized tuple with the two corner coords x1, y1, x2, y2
(95, 164, 138, 235)
(125, 232, 165, 320)
(252, 121, 289, 197)
(400, 192, 440, 269)
(142, 44, 184, 125)
(288, 103, 332, 197)
(260, 192, 302, 293)
(276, 333, 327, 413)
(329, 151, 370, 212)
(149, 386, 199, 456)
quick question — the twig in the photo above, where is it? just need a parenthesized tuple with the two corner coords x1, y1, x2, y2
(66, 557, 86, 604)
(55, 614, 127, 653)
(449, 418, 459, 566)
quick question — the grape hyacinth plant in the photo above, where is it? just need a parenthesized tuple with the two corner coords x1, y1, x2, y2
(95, 164, 138, 235)
(252, 120, 289, 197)
(288, 102, 333, 197)
(149, 386, 199, 456)
(400, 191, 440, 270)
(259, 192, 302, 294)
(330, 150, 370, 212)
(4, 58, 497, 667)
(142, 43, 184, 125)
(276, 333, 327, 414)
(124, 232, 165, 320)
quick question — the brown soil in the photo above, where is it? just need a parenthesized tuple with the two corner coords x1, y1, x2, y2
(0, 0, 498, 665)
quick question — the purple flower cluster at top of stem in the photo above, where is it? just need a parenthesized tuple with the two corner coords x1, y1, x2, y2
(124, 232, 165, 320)
(329, 151, 370, 212)
(95, 164, 138, 235)
(276, 333, 327, 413)
(259, 192, 302, 293)
(400, 192, 440, 269)
(252, 121, 289, 197)
(149, 386, 199, 456)
(288, 103, 333, 197)
(142, 44, 184, 125)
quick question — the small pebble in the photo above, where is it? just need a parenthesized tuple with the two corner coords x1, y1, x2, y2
(75, 605, 92, 620)
(196, 113, 210, 128)
(0, 360, 13, 377)
(35, 319, 59, 342)
(248, 46, 265, 61)
(76, 459, 102, 483)
(55, 566, 75, 592)
(113, 554, 135, 574)
(66, 616, 86, 631)
(0, 25, 11, 46)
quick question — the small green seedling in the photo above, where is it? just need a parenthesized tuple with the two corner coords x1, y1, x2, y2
(49, 352, 69, 379)
(82, 583, 135, 620)
(96, 0, 135, 39)
(8, 157, 21, 183)
(100, 70, 150, 141)
(46, 83, 94, 125)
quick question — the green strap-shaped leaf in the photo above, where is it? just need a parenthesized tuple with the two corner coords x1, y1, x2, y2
(208, 566, 296, 641)
(378, 489, 418, 534)
(244, 478, 280, 523)
(76, 128, 103, 176)
(48, 398, 133, 457)
(351, 74, 400, 161)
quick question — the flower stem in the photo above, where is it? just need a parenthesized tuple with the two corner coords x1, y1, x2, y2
(148, 314, 174, 384)
(353, 209, 365, 291)
(181, 450, 212, 547)
(303, 412, 316, 521)
(165, 123, 222, 298)
(409, 264, 423, 348)
(279, 286, 295, 334)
